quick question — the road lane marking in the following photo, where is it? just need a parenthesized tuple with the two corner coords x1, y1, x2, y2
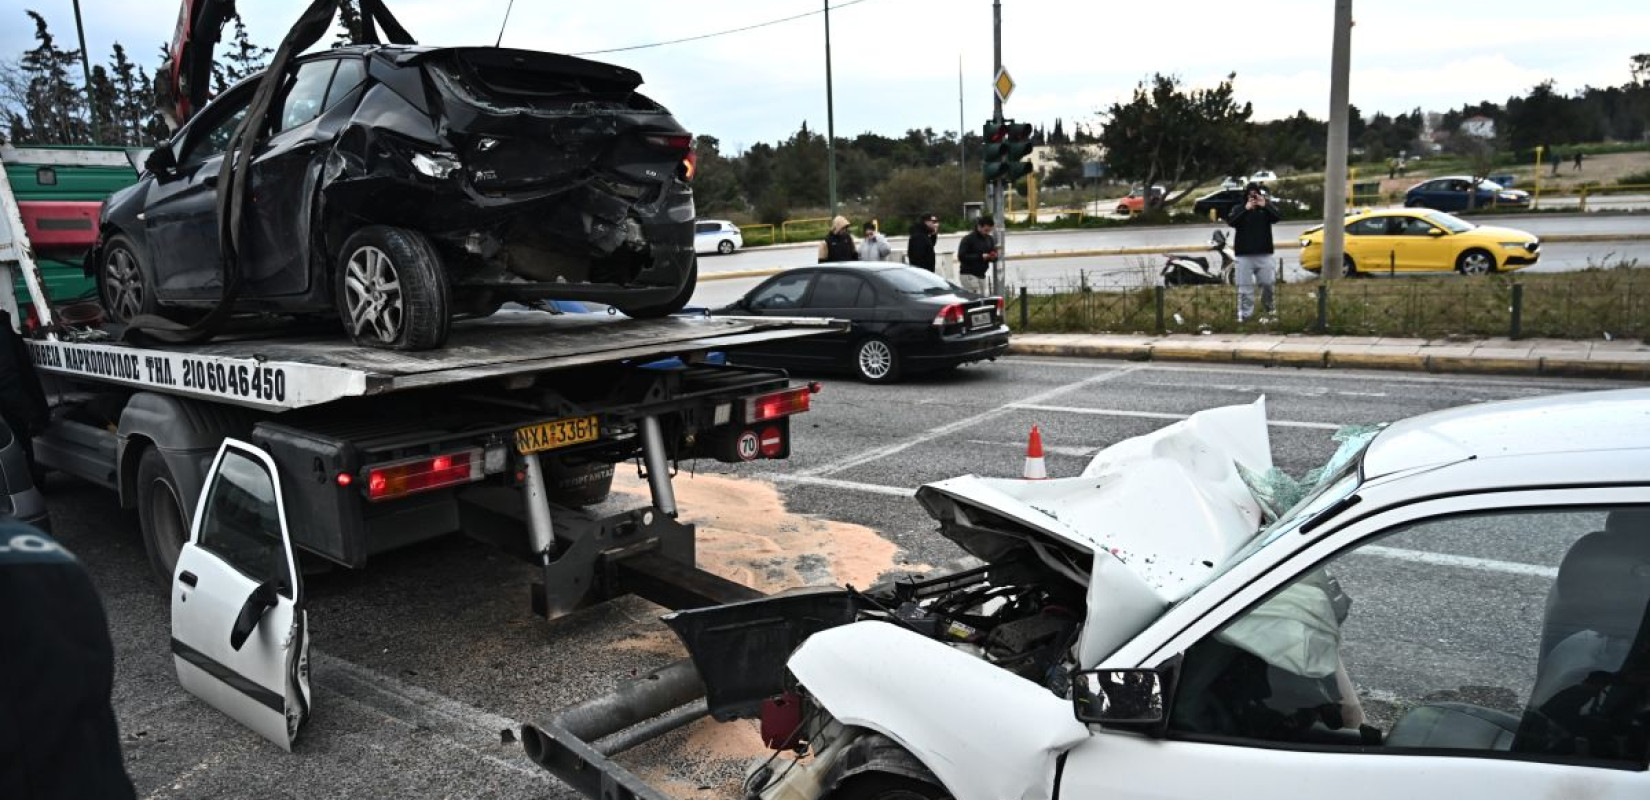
(801, 365, 1145, 477)
(1357, 546, 1557, 579)
(1011, 403, 1342, 430)
(996, 358, 1622, 392)
(311, 651, 553, 784)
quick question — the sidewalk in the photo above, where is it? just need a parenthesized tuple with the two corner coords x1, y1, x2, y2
(1009, 333, 1650, 379)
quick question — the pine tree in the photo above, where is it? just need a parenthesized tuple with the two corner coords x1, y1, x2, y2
(108, 43, 143, 145)
(19, 10, 87, 144)
(88, 64, 118, 144)
(333, 1, 363, 48)
(222, 15, 272, 83)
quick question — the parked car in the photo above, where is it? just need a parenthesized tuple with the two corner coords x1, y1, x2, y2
(1248, 169, 1278, 185)
(1116, 185, 1165, 215)
(718, 264, 1008, 383)
(1, 422, 49, 532)
(1299, 207, 1539, 276)
(1191, 188, 1304, 220)
(1405, 176, 1531, 212)
(694, 220, 744, 255)
(91, 45, 699, 350)
(669, 389, 1650, 800)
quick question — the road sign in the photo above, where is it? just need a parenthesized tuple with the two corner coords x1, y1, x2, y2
(994, 67, 1015, 104)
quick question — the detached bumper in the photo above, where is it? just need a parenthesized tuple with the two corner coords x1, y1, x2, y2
(905, 327, 1011, 368)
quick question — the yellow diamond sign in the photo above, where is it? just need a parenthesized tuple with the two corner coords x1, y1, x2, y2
(994, 67, 1015, 104)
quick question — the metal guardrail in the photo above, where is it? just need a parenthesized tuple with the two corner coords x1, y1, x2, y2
(780, 217, 831, 243)
(738, 223, 775, 247)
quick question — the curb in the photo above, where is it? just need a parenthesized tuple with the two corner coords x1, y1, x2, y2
(1007, 341, 1650, 379)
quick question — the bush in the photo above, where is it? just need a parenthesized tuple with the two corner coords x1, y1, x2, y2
(1617, 168, 1650, 186)
(871, 165, 979, 231)
(754, 193, 791, 226)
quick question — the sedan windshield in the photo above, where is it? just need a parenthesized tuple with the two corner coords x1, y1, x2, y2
(879, 267, 957, 296)
(1424, 210, 1476, 234)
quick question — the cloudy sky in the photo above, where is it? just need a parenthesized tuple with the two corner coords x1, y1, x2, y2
(6, 0, 1647, 150)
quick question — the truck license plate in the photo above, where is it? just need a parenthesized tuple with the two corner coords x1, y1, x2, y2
(515, 415, 599, 455)
(969, 310, 992, 329)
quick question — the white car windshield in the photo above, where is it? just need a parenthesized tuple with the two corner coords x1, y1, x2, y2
(1424, 210, 1476, 233)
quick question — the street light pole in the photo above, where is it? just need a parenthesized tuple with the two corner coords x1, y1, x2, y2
(991, 0, 1005, 295)
(1320, 0, 1353, 295)
(71, 0, 100, 143)
(958, 54, 966, 201)
(824, 0, 839, 218)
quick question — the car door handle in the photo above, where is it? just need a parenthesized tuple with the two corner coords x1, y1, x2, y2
(179, 571, 198, 588)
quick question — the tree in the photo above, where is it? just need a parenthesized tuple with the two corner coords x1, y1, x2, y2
(1097, 73, 1255, 211)
(871, 165, 976, 225)
(1043, 145, 1085, 188)
(108, 43, 144, 144)
(333, 1, 363, 48)
(222, 15, 272, 84)
(87, 64, 118, 145)
(17, 10, 86, 144)
(1631, 54, 1650, 87)
(691, 134, 744, 213)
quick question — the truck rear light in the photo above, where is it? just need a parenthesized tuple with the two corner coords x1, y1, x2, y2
(932, 303, 966, 327)
(366, 448, 483, 501)
(745, 387, 811, 422)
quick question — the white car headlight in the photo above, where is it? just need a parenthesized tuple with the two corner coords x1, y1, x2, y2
(1299, 238, 1312, 248)
(412, 152, 462, 179)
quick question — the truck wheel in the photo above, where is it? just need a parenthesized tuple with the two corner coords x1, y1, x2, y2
(616, 260, 697, 319)
(336, 226, 451, 350)
(137, 447, 190, 586)
(833, 774, 951, 800)
(98, 234, 156, 325)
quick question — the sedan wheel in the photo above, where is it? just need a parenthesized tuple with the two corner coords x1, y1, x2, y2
(343, 246, 405, 343)
(1457, 249, 1496, 276)
(717, 239, 736, 255)
(854, 337, 900, 383)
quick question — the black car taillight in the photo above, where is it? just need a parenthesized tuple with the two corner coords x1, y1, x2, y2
(644, 133, 696, 181)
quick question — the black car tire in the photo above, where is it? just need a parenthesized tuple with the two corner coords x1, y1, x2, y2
(1342, 254, 1357, 277)
(717, 239, 736, 255)
(616, 260, 697, 319)
(98, 234, 156, 325)
(1457, 248, 1496, 276)
(137, 446, 190, 587)
(833, 773, 951, 800)
(852, 336, 901, 384)
(336, 226, 451, 350)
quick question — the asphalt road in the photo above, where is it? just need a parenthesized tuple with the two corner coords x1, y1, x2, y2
(40, 359, 1643, 798)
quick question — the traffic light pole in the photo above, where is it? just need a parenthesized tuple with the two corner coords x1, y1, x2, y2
(991, 0, 1005, 296)
(824, 0, 839, 218)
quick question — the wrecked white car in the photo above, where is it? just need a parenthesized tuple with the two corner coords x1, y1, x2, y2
(658, 390, 1650, 800)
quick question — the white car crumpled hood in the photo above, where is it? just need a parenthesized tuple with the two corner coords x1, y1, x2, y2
(916, 398, 1274, 664)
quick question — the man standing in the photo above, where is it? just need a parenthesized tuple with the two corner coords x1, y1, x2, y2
(955, 217, 998, 295)
(1226, 183, 1281, 323)
(857, 221, 891, 262)
(906, 213, 939, 271)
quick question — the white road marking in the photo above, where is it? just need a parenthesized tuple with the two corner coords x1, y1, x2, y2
(1011, 403, 1343, 430)
(766, 473, 917, 497)
(997, 358, 1620, 392)
(801, 365, 1145, 477)
(1357, 545, 1557, 579)
(311, 651, 553, 783)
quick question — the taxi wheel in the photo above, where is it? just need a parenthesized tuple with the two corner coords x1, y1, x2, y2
(1457, 249, 1496, 276)
(1342, 255, 1357, 277)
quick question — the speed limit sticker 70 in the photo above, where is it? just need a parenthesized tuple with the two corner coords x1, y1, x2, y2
(735, 430, 761, 461)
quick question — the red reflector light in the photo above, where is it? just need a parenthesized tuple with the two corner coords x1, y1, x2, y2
(994, 296, 1005, 315)
(745, 387, 811, 422)
(932, 303, 966, 327)
(336, 472, 353, 487)
(645, 133, 694, 151)
(366, 449, 482, 502)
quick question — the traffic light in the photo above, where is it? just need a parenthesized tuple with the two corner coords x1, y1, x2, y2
(981, 119, 1035, 181)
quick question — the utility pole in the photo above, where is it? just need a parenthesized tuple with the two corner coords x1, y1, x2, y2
(71, 0, 99, 143)
(991, 0, 1005, 295)
(958, 54, 966, 201)
(824, 0, 839, 218)
(1321, 0, 1353, 289)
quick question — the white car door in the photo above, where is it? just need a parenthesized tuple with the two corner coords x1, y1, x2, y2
(1059, 488, 1650, 799)
(170, 439, 310, 751)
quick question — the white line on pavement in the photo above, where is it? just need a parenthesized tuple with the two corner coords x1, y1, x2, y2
(1011, 403, 1343, 430)
(800, 365, 1145, 477)
(1357, 545, 1557, 579)
(997, 358, 1621, 392)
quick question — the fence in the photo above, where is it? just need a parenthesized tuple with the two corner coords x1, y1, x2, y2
(779, 217, 832, 243)
(738, 223, 775, 247)
(1005, 269, 1649, 340)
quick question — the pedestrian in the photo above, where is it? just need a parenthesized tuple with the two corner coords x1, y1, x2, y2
(906, 213, 939, 271)
(0, 516, 137, 799)
(1387, 159, 1397, 180)
(1573, 151, 1584, 172)
(1225, 183, 1281, 323)
(955, 216, 998, 295)
(0, 309, 49, 482)
(1550, 147, 1561, 176)
(819, 216, 856, 263)
(857, 221, 890, 262)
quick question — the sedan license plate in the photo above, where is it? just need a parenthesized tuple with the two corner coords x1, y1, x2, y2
(515, 415, 599, 455)
(969, 310, 993, 329)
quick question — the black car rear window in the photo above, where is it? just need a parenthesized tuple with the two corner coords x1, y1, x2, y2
(428, 58, 663, 113)
(879, 268, 954, 296)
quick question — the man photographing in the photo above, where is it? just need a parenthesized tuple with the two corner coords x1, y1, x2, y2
(1225, 182, 1281, 323)
(956, 217, 998, 295)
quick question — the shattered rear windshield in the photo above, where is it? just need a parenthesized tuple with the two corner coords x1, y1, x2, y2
(427, 60, 664, 114)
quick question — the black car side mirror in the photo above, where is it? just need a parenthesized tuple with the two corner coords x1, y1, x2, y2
(1072, 668, 1169, 736)
(144, 145, 178, 178)
(229, 581, 280, 651)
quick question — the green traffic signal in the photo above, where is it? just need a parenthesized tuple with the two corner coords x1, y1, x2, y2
(981, 119, 1035, 181)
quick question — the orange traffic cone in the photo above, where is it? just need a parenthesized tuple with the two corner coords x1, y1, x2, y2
(1023, 425, 1047, 480)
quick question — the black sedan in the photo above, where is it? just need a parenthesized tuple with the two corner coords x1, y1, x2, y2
(719, 264, 1009, 383)
(94, 44, 698, 350)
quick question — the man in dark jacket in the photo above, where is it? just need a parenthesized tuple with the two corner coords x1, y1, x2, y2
(820, 215, 857, 263)
(906, 213, 939, 271)
(1225, 184, 1282, 322)
(0, 516, 136, 799)
(955, 217, 997, 295)
(0, 310, 50, 480)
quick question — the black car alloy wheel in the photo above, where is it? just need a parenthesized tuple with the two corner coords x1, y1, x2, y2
(336, 226, 450, 350)
(854, 336, 900, 383)
(99, 235, 152, 324)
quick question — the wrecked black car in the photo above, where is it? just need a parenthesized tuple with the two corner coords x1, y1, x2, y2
(93, 45, 699, 349)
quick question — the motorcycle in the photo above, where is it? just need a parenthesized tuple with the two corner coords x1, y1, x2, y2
(1161, 230, 1235, 286)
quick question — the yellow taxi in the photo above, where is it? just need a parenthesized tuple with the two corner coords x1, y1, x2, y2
(1299, 207, 1541, 276)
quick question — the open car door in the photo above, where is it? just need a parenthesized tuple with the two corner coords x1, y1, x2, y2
(170, 438, 310, 750)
